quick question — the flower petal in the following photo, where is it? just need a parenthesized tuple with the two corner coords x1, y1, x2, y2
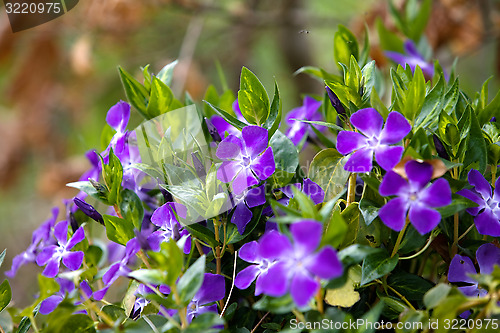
(217, 160, 242, 183)
(379, 197, 408, 231)
(242, 126, 269, 159)
(419, 178, 452, 208)
(232, 167, 259, 195)
(405, 160, 433, 190)
(286, 122, 307, 146)
(457, 189, 484, 216)
(39, 295, 64, 315)
(80, 281, 93, 300)
(106, 101, 130, 132)
(474, 209, 500, 237)
(246, 184, 266, 208)
(494, 177, 500, 202)
(102, 262, 121, 286)
(239, 241, 259, 263)
(379, 112, 411, 144)
(344, 148, 373, 173)
(231, 202, 252, 234)
(303, 178, 325, 205)
(408, 203, 441, 235)
(62, 251, 84, 271)
(374, 145, 404, 171)
(259, 231, 293, 260)
(66, 227, 85, 250)
(448, 254, 477, 284)
(257, 262, 289, 297)
(36, 246, 58, 266)
(54, 221, 69, 245)
(196, 273, 225, 304)
(290, 220, 322, 256)
(290, 270, 319, 307)
(235, 265, 260, 291)
(43, 258, 61, 278)
(305, 246, 343, 280)
(216, 140, 241, 160)
(350, 108, 384, 137)
(459, 285, 485, 298)
(336, 131, 367, 155)
(468, 169, 492, 200)
(379, 171, 409, 197)
(251, 147, 275, 180)
(476, 243, 500, 275)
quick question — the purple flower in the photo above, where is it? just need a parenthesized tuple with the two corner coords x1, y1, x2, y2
(385, 40, 434, 78)
(105, 100, 130, 158)
(39, 278, 76, 315)
(231, 184, 267, 234)
(5, 207, 58, 278)
(73, 198, 104, 225)
(449, 243, 500, 298)
(236, 220, 343, 307)
(79, 150, 101, 183)
(35, 221, 85, 278)
(216, 126, 275, 195)
(457, 169, 500, 236)
(147, 202, 191, 253)
(187, 273, 225, 323)
(378, 160, 452, 234)
(102, 238, 140, 287)
(337, 108, 411, 172)
(285, 96, 324, 146)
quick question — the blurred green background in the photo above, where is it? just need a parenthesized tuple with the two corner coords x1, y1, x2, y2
(1, 0, 499, 305)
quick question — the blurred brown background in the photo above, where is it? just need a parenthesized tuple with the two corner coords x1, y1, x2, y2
(1, 0, 499, 306)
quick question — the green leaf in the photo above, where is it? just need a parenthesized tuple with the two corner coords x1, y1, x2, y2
(238, 90, 268, 126)
(240, 67, 270, 113)
(101, 305, 126, 324)
(320, 209, 347, 248)
(253, 294, 297, 314)
(103, 215, 135, 246)
(408, 0, 432, 40)
(262, 81, 282, 138)
(163, 240, 183, 286)
(118, 66, 149, 118)
(414, 76, 445, 131)
(357, 302, 384, 333)
(360, 250, 399, 285)
(423, 283, 451, 309)
(183, 223, 218, 247)
(477, 80, 500, 126)
(100, 150, 123, 205)
(338, 244, 383, 267)
(358, 198, 381, 226)
(269, 130, 299, 187)
(146, 76, 174, 118)
(325, 80, 362, 110)
(463, 107, 488, 174)
(297, 119, 343, 132)
(333, 25, 359, 71)
(376, 18, 404, 53)
(156, 60, 178, 86)
(177, 255, 206, 305)
(387, 270, 434, 301)
(0, 280, 11, 312)
(403, 66, 426, 124)
(128, 269, 167, 285)
(119, 189, 144, 231)
(308, 148, 350, 201)
(66, 180, 111, 205)
(184, 312, 225, 333)
(204, 100, 247, 130)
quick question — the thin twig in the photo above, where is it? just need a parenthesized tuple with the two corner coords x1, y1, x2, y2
(143, 316, 160, 333)
(251, 312, 270, 333)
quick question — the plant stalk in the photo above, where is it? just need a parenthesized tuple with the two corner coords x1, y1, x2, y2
(391, 218, 409, 258)
(347, 173, 357, 206)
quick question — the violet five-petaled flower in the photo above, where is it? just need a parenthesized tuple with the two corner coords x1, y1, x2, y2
(285, 96, 324, 146)
(147, 202, 191, 253)
(39, 277, 76, 315)
(231, 184, 267, 234)
(449, 243, 500, 298)
(216, 126, 275, 195)
(457, 169, 500, 237)
(336, 108, 411, 173)
(5, 207, 58, 278)
(186, 273, 225, 323)
(35, 220, 85, 278)
(235, 220, 343, 307)
(378, 160, 452, 235)
(385, 40, 435, 78)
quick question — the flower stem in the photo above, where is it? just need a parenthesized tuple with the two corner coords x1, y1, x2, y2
(347, 173, 357, 206)
(391, 218, 409, 258)
(451, 161, 460, 257)
(137, 250, 152, 269)
(172, 285, 188, 328)
(316, 287, 324, 314)
(492, 164, 497, 188)
(399, 230, 438, 260)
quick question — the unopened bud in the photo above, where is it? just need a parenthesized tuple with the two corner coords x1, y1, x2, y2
(205, 117, 222, 142)
(73, 197, 104, 225)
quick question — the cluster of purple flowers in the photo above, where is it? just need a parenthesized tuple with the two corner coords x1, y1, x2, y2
(235, 220, 343, 307)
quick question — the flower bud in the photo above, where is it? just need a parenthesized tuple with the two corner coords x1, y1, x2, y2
(205, 117, 222, 143)
(73, 197, 104, 225)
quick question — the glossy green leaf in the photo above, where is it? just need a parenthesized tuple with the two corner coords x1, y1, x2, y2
(0, 280, 11, 312)
(0, 249, 5, 268)
(156, 59, 178, 86)
(119, 189, 144, 231)
(269, 130, 298, 187)
(463, 107, 488, 174)
(238, 89, 268, 126)
(100, 150, 123, 205)
(308, 148, 350, 201)
(66, 180, 111, 205)
(436, 194, 478, 218)
(252, 294, 296, 314)
(146, 76, 174, 118)
(334, 25, 359, 70)
(240, 67, 270, 113)
(387, 270, 434, 301)
(177, 255, 205, 305)
(128, 269, 167, 285)
(320, 209, 347, 248)
(118, 66, 149, 118)
(360, 250, 399, 285)
(414, 76, 445, 131)
(262, 81, 282, 138)
(423, 283, 451, 309)
(204, 100, 246, 130)
(103, 215, 135, 246)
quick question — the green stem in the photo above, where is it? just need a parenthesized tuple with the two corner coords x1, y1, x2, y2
(399, 230, 439, 260)
(492, 164, 497, 188)
(347, 173, 357, 206)
(391, 218, 409, 258)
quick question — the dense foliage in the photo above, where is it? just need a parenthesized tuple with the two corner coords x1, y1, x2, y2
(1, 2, 500, 332)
